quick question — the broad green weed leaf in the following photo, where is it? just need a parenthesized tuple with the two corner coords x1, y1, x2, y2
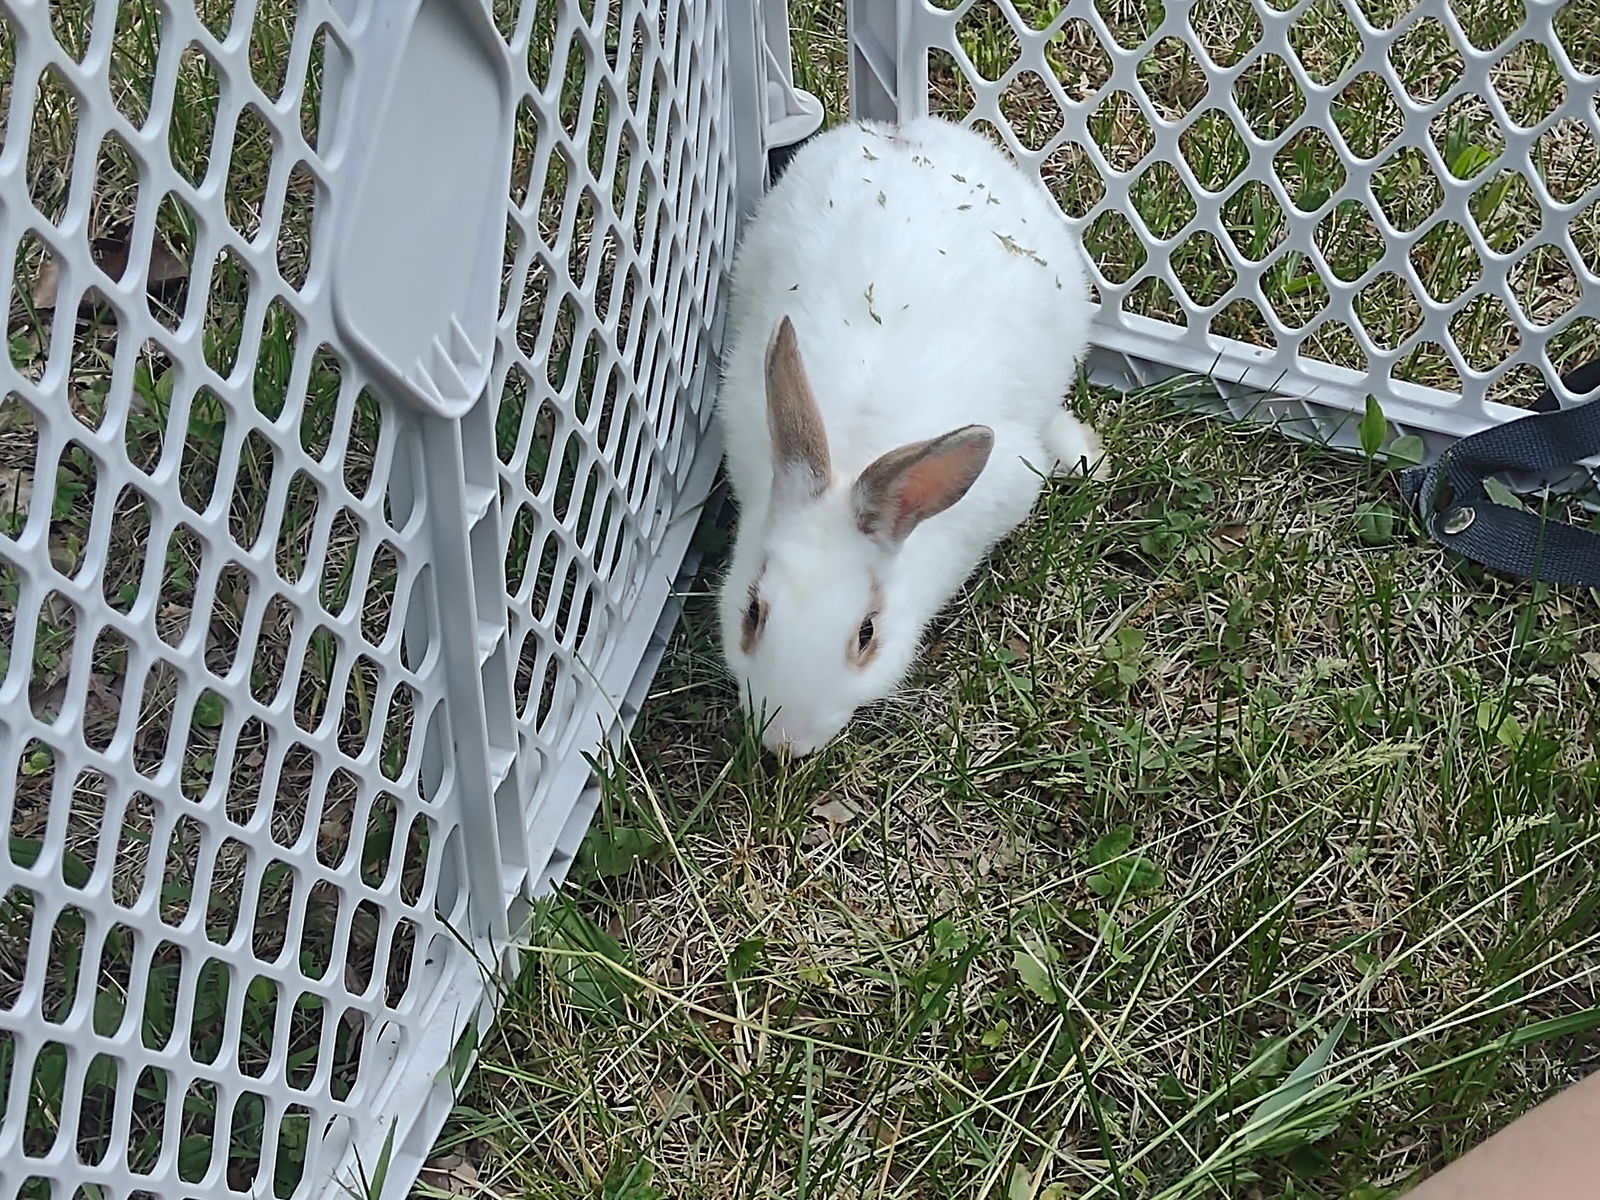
(1246, 1015, 1350, 1145)
(9, 835, 93, 888)
(1482, 476, 1525, 510)
(1476, 700, 1525, 749)
(1354, 502, 1396, 546)
(579, 825, 661, 880)
(931, 917, 969, 955)
(1088, 855, 1164, 899)
(1386, 434, 1425, 469)
(535, 898, 638, 1016)
(1013, 940, 1060, 1004)
(1358, 395, 1386, 460)
(194, 692, 224, 728)
(1087, 825, 1134, 866)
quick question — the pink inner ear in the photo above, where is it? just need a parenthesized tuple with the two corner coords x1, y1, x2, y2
(894, 465, 946, 526)
(892, 451, 975, 537)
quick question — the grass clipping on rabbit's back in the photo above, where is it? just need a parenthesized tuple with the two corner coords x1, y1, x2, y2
(440, 381, 1600, 1200)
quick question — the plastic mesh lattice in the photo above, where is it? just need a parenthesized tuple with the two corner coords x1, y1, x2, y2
(0, 2, 473, 1194)
(0, 0, 735, 1196)
(906, 0, 1599, 440)
(493, 0, 734, 872)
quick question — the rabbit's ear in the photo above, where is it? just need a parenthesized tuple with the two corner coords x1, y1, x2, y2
(766, 316, 831, 503)
(853, 424, 994, 547)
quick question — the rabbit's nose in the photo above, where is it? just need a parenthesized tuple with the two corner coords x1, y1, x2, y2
(762, 729, 807, 762)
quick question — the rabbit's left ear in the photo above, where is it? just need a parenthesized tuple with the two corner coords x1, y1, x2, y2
(766, 315, 832, 504)
(853, 424, 993, 547)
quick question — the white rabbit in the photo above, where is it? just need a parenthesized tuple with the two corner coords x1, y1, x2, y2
(714, 115, 1105, 756)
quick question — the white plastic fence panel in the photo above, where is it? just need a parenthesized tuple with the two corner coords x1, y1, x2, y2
(0, 0, 747, 1197)
(494, 0, 739, 889)
(849, 0, 1600, 457)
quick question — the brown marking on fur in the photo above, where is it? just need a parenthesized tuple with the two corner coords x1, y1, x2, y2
(765, 316, 831, 499)
(853, 425, 994, 545)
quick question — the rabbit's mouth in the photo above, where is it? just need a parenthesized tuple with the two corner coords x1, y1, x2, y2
(759, 712, 851, 759)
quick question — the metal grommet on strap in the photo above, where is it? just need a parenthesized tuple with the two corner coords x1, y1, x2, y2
(1440, 506, 1476, 535)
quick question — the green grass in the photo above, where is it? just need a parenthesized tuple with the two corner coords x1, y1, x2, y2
(4, 1, 1599, 1199)
(432, 3, 1600, 1198)
(444, 380, 1600, 1200)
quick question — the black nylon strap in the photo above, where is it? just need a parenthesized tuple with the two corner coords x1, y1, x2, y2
(1399, 359, 1600, 588)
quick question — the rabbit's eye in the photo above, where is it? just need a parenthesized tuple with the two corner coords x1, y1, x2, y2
(857, 616, 876, 652)
(740, 592, 767, 654)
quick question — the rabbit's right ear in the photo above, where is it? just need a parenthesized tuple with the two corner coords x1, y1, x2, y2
(853, 424, 994, 548)
(765, 315, 831, 504)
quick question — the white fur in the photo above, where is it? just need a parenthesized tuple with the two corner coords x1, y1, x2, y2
(715, 116, 1103, 755)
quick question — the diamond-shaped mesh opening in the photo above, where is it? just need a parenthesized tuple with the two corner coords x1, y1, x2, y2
(1221, 180, 1288, 262)
(1471, 167, 1543, 253)
(1331, 70, 1403, 161)
(1551, 314, 1600, 380)
(1451, 0, 1525, 52)
(1314, 198, 1385, 283)
(928, 44, 978, 124)
(224, 104, 276, 243)
(998, 71, 1067, 151)
(1354, 271, 1425, 352)
(1286, 0, 1363, 86)
(1302, 317, 1364, 373)
(1083, 209, 1148, 286)
(1093, 0, 1164, 49)
(1409, 220, 1483, 303)
(1371, 145, 1443, 232)
(1131, 161, 1197, 240)
(1268, 254, 1332, 331)
(1089, 90, 1155, 173)
(1431, 95, 1506, 181)
(1573, 196, 1600, 280)
(1509, 243, 1584, 329)
(1493, 38, 1570, 129)
(1234, 53, 1304, 139)
(1143, 36, 1209, 119)
(1390, 16, 1465, 106)
(300, 25, 340, 155)
(1179, 111, 1249, 194)
(1554, 5, 1600, 78)
(1040, 139, 1106, 217)
(1124, 277, 1186, 328)
(1451, 294, 1523, 372)
(1532, 117, 1600, 206)
(1276, 127, 1347, 213)
(1170, 230, 1235, 308)
(170, 41, 222, 186)
(1214, 297, 1275, 348)
(1188, 0, 1261, 68)
(953, 2, 1023, 83)
(1045, 19, 1111, 97)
